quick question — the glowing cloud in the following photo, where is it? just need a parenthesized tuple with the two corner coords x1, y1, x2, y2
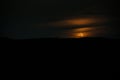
(49, 16, 108, 27)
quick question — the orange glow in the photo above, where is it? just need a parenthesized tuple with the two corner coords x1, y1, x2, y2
(57, 25, 109, 38)
(72, 32, 93, 38)
(72, 27, 93, 32)
(50, 16, 107, 27)
(76, 33, 85, 38)
(65, 18, 95, 25)
(65, 27, 103, 38)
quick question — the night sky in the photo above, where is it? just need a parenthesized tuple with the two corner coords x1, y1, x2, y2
(1, 0, 119, 39)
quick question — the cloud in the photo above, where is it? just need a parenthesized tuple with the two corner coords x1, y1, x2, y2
(48, 15, 108, 27)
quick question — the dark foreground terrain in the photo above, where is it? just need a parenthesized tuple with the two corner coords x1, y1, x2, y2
(0, 37, 120, 73)
(0, 37, 120, 46)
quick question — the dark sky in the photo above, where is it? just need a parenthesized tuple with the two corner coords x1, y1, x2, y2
(1, 0, 119, 39)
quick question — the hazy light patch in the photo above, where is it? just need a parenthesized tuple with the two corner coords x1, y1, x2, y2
(59, 26, 109, 38)
(49, 16, 108, 27)
(65, 18, 95, 25)
(70, 27, 96, 38)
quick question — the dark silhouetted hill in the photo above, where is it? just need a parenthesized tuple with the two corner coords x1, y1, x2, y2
(0, 37, 120, 45)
